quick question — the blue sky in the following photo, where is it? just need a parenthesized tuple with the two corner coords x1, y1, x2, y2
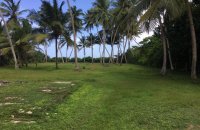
(18, 0, 151, 58)
(20, 0, 95, 12)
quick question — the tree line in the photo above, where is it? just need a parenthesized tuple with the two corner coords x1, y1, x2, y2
(0, 0, 199, 79)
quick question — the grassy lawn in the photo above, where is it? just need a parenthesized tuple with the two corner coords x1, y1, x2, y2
(0, 63, 200, 130)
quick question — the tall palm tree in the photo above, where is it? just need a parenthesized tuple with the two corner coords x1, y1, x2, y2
(84, 10, 96, 63)
(0, 9, 18, 69)
(79, 36, 88, 63)
(93, 0, 111, 65)
(86, 33, 96, 63)
(39, 0, 68, 69)
(185, 0, 197, 79)
(66, 0, 80, 70)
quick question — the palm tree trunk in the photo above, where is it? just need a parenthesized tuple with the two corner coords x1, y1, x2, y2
(120, 36, 128, 65)
(55, 38, 58, 69)
(44, 43, 48, 62)
(90, 30, 94, 64)
(84, 46, 86, 63)
(186, 0, 197, 80)
(159, 16, 167, 75)
(99, 44, 102, 64)
(69, 47, 73, 59)
(111, 44, 114, 63)
(74, 31, 79, 69)
(91, 45, 94, 63)
(111, 27, 119, 63)
(102, 28, 106, 65)
(66, 44, 69, 63)
(117, 43, 120, 64)
(66, 0, 79, 70)
(58, 46, 64, 63)
(166, 38, 174, 70)
(0, 9, 18, 69)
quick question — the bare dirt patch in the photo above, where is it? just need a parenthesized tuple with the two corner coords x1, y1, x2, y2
(4, 97, 24, 101)
(186, 124, 200, 130)
(0, 80, 10, 87)
(53, 81, 72, 84)
(11, 119, 36, 124)
(41, 89, 52, 93)
(0, 102, 21, 106)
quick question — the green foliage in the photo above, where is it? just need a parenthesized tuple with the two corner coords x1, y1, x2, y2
(164, 4, 200, 71)
(68, 6, 83, 33)
(127, 36, 162, 67)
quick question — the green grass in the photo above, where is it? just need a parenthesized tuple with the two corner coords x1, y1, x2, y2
(0, 63, 200, 130)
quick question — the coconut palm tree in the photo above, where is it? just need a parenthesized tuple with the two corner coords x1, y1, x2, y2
(135, 0, 198, 79)
(0, 0, 28, 23)
(39, 0, 68, 69)
(84, 10, 96, 63)
(185, 0, 198, 79)
(0, 0, 28, 69)
(86, 33, 96, 63)
(79, 36, 89, 63)
(0, 9, 18, 69)
(66, 0, 80, 70)
(131, 0, 178, 75)
(92, 0, 111, 65)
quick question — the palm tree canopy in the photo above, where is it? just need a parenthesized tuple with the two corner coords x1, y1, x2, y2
(40, 0, 68, 38)
(68, 6, 83, 33)
(92, 0, 111, 28)
(0, 0, 28, 22)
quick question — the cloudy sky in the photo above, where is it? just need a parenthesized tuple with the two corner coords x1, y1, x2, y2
(19, 0, 153, 58)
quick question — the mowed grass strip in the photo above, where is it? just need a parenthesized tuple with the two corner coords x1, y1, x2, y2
(0, 63, 200, 130)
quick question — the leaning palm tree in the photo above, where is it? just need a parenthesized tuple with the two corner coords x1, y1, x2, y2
(0, 9, 18, 69)
(39, 0, 68, 69)
(92, 0, 111, 65)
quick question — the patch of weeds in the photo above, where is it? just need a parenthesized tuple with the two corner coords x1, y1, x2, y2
(83, 79, 97, 83)
(103, 64, 110, 67)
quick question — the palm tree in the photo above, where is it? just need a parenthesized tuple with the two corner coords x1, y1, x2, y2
(79, 36, 89, 63)
(86, 33, 96, 63)
(0, 0, 28, 23)
(185, 0, 197, 79)
(0, 9, 18, 69)
(92, 0, 111, 65)
(0, 0, 28, 69)
(136, 0, 198, 79)
(66, 0, 80, 70)
(84, 10, 96, 63)
(39, 0, 68, 69)
(111, 0, 139, 65)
